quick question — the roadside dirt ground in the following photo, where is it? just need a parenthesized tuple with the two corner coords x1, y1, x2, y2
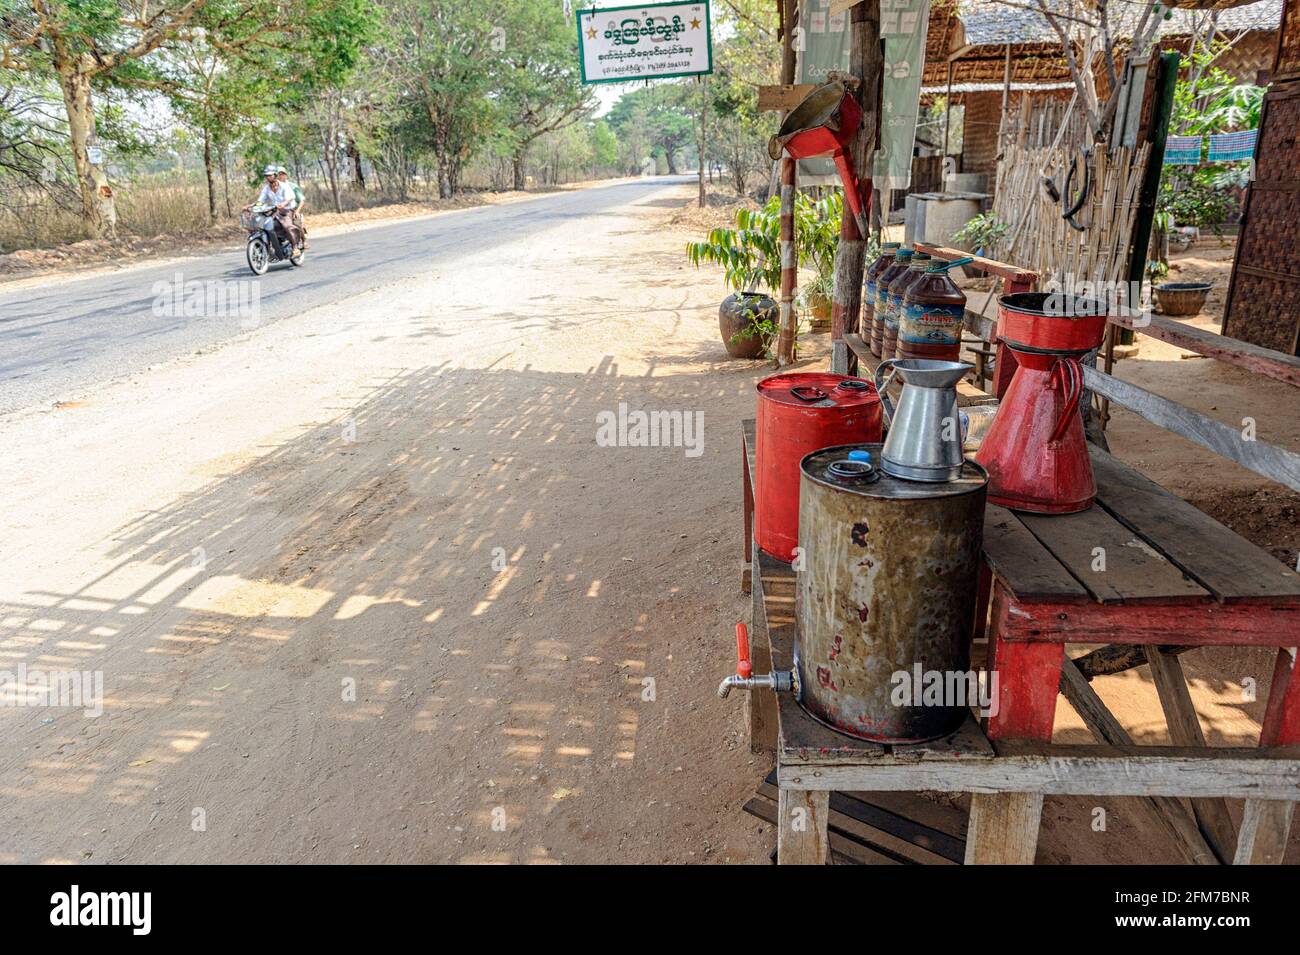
(1, 184, 1295, 864)
(0, 178, 783, 864)
(0, 176, 643, 288)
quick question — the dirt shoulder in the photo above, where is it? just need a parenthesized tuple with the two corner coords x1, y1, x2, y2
(0, 176, 649, 290)
(0, 177, 775, 864)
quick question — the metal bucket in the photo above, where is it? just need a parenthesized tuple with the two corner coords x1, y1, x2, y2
(755, 373, 883, 562)
(796, 444, 988, 742)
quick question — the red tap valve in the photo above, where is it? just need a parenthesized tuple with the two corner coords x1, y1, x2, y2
(735, 622, 752, 679)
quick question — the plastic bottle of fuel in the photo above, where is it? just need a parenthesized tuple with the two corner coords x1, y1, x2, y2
(898, 257, 974, 363)
(863, 242, 900, 354)
(889, 252, 931, 357)
(882, 251, 929, 360)
(873, 248, 913, 358)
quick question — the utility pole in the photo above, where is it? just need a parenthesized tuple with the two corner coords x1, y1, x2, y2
(830, 0, 883, 376)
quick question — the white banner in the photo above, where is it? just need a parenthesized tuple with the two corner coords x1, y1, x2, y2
(577, 2, 713, 84)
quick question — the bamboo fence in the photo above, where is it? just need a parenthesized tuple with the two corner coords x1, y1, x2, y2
(990, 141, 1151, 295)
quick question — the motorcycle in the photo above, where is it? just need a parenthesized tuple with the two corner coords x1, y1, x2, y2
(239, 203, 305, 275)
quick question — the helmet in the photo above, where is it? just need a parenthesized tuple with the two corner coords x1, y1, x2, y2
(262, 164, 278, 176)
(277, 165, 288, 175)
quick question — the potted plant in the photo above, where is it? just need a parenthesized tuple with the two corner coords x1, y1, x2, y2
(687, 191, 847, 356)
(951, 213, 1008, 277)
(797, 192, 842, 331)
(686, 200, 784, 358)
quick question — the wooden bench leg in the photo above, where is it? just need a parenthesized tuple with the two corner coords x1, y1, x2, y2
(1235, 800, 1295, 864)
(777, 788, 829, 865)
(1237, 647, 1300, 864)
(986, 583, 1064, 741)
(969, 583, 1059, 864)
(741, 433, 754, 595)
(748, 540, 778, 754)
(966, 792, 1044, 864)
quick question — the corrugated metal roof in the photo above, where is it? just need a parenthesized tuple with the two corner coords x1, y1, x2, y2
(957, 0, 1282, 48)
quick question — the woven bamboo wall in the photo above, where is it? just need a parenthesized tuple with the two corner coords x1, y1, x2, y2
(990, 142, 1151, 291)
(1223, 82, 1300, 353)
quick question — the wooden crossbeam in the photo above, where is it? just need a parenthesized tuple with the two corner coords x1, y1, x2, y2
(1081, 365, 1300, 491)
(1059, 658, 1220, 865)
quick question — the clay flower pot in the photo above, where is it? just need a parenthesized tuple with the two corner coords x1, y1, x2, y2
(1154, 282, 1212, 317)
(805, 289, 833, 331)
(719, 292, 776, 359)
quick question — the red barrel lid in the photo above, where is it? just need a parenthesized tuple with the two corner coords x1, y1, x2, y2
(756, 372, 880, 408)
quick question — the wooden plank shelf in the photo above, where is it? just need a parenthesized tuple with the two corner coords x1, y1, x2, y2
(737, 418, 1300, 864)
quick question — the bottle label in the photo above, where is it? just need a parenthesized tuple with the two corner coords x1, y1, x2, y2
(900, 302, 964, 345)
(883, 291, 906, 331)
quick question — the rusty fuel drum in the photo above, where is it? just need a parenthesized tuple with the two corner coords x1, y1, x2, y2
(795, 444, 988, 743)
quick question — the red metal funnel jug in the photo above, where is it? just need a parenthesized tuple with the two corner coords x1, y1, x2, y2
(976, 350, 1094, 513)
(768, 82, 867, 228)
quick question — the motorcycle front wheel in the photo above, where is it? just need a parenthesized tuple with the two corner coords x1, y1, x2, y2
(246, 237, 270, 276)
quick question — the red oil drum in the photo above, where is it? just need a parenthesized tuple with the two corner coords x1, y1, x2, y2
(755, 373, 883, 562)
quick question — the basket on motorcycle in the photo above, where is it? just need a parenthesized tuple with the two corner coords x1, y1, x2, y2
(239, 210, 258, 230)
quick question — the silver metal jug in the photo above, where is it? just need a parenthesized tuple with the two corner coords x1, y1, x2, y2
(873, 358, 973, 482)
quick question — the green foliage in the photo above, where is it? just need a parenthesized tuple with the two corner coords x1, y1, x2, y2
(1169, 40, 1264, 137)
(1155, 39, 1262, 238)
(952, 213, 1009, 253)
(684, 190, 845, 294)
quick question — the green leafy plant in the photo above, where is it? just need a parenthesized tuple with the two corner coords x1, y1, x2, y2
(685, 189, 846, 294)
(685, 200, 781, 292)
(1152, 39, 1263, 259)
(686, 190, 861, 352)
(952, 212, 1009, 255)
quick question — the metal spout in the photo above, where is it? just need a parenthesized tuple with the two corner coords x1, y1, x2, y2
(717, 671, 795, 699)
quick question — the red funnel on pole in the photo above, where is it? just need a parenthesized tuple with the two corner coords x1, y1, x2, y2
(769, 82, 868, 229)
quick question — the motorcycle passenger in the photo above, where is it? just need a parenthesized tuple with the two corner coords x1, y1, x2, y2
(277, 167, 307, 250)
(242, 165, 298, 250)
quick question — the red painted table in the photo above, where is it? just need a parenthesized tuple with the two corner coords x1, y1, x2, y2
(978, 445, 1300, 862)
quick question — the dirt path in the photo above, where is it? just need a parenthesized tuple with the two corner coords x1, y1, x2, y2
(2, 187, 1295, 865)
(0, 179, 773, 863)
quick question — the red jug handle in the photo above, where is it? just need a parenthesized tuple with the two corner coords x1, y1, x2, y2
(735, 623, 752, 679)
(1049, 357, 1083, 443)
(790, 385, 827, 402)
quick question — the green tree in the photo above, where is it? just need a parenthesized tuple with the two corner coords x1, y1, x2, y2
(608, 85, 694, 174)
(381, 0, 506, 198)
(0, 0, 373, 237)
(496, 0, 594, 190)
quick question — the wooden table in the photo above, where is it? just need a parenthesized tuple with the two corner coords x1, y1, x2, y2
(739, 419, 1300, 864)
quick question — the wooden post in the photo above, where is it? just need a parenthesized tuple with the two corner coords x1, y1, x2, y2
(829, 0, 882, 376)
(777, 788, 830, 864)
(966, 793, 1043, 864)
(776, 157, 798, 366)
(697, 74, 709, 209)
(943, 61, 953, 158)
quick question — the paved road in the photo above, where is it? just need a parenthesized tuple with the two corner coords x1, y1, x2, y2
(0, 176, 690, 414)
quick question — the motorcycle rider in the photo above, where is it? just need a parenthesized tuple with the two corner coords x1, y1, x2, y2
(242, 165, 298, 250)
(277, 166, 307, 250)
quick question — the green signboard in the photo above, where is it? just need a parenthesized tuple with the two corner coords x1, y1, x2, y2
(576, 2, 713, 85)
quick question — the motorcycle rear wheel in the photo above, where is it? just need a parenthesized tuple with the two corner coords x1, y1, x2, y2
(247, 238, 270, 276)
(289, 247, 305, 267)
